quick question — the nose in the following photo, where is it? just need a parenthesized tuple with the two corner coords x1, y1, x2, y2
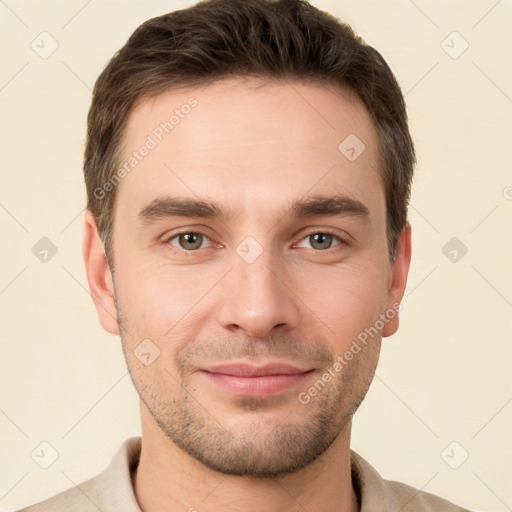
(216, 246, 301, 338)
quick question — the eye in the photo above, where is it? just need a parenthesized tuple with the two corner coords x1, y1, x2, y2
(164, 229, 347, 254)
(296, 231, 344, 251)
(166, 232, 212, 251)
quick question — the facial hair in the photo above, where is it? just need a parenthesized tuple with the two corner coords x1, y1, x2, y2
(114, 286, 380, 478)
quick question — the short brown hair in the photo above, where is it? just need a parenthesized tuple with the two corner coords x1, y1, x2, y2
(84, 0, 415, 264)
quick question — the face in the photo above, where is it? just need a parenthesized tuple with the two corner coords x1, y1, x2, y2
(85, 77, 410, 477)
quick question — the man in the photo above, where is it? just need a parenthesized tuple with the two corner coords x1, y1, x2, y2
(18, 0, 472, 510)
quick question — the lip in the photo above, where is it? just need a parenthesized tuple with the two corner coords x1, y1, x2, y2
(200, 362, 314, 398)
(205, 362, 310, 377)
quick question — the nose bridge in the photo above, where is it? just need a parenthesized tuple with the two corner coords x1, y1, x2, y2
(216, 237, 300, 337)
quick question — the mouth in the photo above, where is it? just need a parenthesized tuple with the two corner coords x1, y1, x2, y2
(199, 362, 315, 398)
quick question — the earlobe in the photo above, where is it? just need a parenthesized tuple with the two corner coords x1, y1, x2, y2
(82, 210, 120, 335)
(382, 221, 412, 338)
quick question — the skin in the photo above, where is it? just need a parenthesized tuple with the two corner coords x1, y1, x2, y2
(83, 77, 411, 512)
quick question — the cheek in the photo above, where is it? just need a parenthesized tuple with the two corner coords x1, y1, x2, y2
(295, 259, 389, 344)
(115, 262, 218, 346)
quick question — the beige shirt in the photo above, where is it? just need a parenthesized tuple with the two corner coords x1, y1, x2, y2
(18, 437, 472, 511)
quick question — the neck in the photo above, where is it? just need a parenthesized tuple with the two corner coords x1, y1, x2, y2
(133, 405, 359, 512)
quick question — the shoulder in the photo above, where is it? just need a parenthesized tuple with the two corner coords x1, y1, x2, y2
(16, 475, 108, 512)
(350, 449, 473, 512)
(383, 478, 473, 512)
(15, 437, 142, 512)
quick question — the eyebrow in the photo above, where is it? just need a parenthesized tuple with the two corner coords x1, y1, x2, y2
(137, 194, 370, 225)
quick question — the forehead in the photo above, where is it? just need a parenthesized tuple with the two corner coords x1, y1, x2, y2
(116, 77, 383, 221)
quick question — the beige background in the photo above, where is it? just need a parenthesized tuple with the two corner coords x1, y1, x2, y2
(1, 0, 511, 510)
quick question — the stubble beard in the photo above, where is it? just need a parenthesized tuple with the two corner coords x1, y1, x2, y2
(114, 290, 379, 478)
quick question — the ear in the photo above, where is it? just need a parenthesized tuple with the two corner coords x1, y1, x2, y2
(82, 210, 120, 335)
(382, 221, 412, 337)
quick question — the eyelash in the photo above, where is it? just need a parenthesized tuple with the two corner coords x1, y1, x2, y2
(164, 229, 348, 255)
